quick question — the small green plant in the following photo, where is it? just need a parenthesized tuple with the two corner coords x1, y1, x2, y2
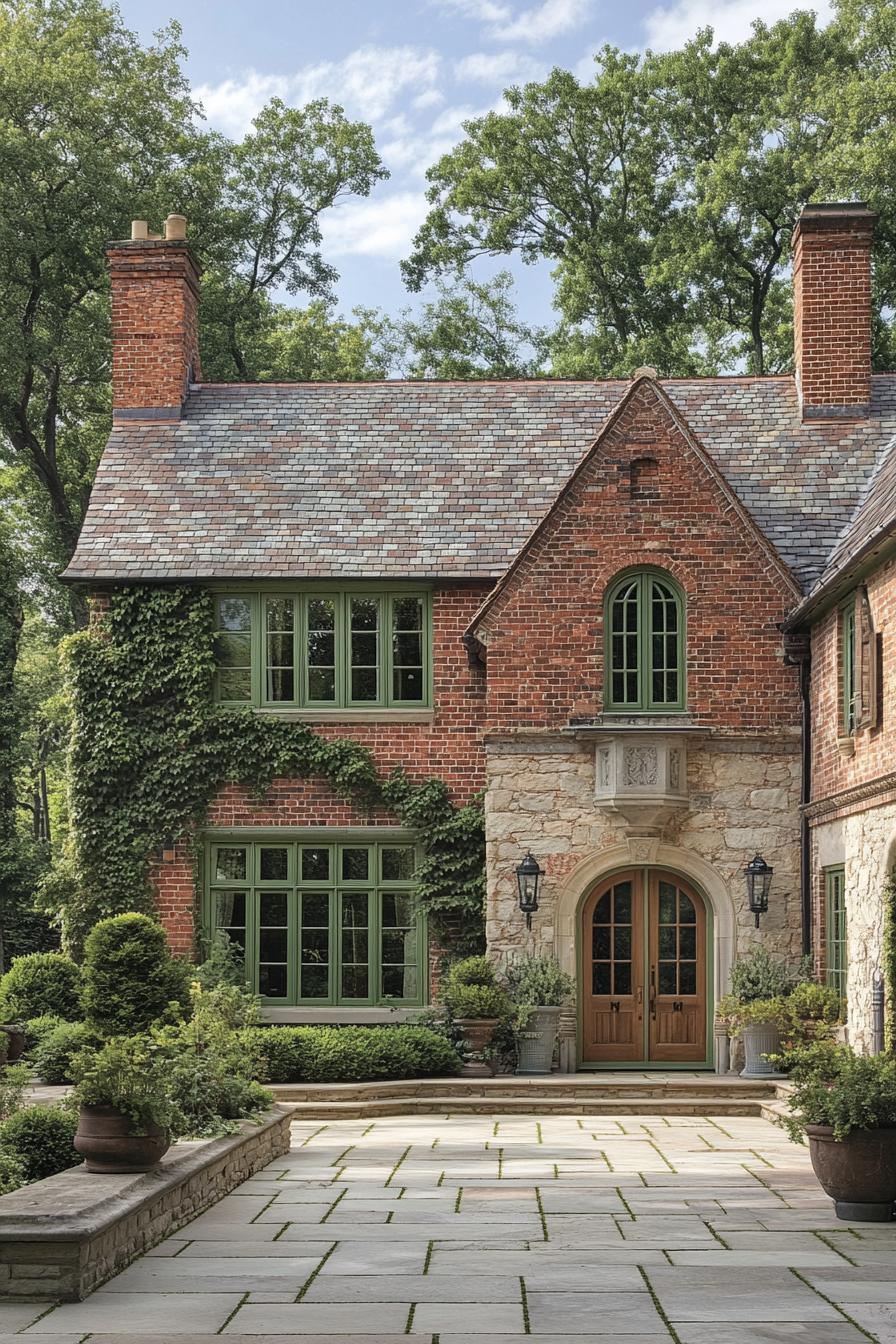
(780, 1043, 896, 1142)
(0, 1106, 79, 1182)
(0, 953, 82, 1022)
(506, 955, 575, 1029)
(33, 1022, 98, 1085)
(727, 946, 798, 1003)
(0, 1063, 29, 1121)
(0, 1150, 25, 1195)
(787, 981, 844, 1028)
(193, 931, 251, 993)
(82, 913, 191, 1037)
(441, 956, 511, 1020)
(715, 995, 791, 1036)
(71, 1035, 183, 1136)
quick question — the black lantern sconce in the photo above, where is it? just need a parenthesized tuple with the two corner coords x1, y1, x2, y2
(744, 853, 773, 928)
(516, 851, 544, 929)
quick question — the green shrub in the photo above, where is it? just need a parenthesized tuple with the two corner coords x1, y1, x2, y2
(243, 1025, 461, 1084)
(0, 1106, 79, 1182)
(24, 1015, 64, 1054)
(0, 953, 81, 1022)
(82, 914, 191, 1036)
(781, 1043, 896, 1141)
(444, 956, 495, 988)
(727, 946, 797, 1003)
(787, 981, 844, 1026)
(0, 1150, 25, 1195)
(444, 983, 511, 1019)
(33, 1022, 98, 1085)
(0, 1064, 29, 1121)
(715, 994, 791, 1036)
(72, 1035, 182, 1135)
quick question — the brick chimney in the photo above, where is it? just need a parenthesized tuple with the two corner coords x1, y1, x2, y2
(792, 202, 875, 421)
(106, 215, 201, 420)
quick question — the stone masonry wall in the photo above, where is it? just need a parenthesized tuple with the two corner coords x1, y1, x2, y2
(485, 737, 803, 975)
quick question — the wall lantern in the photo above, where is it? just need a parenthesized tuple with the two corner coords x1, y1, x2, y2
(516, 851, 544, 929)
(744, 853, 773, 927)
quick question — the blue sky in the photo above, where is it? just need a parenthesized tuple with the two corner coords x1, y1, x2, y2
(117, 0, 832, 327)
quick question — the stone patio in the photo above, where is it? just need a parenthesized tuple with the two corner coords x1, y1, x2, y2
(8, 1111, 896, 1342)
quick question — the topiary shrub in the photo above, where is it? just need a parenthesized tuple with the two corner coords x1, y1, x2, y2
(0, 1106, 79, 1182)
(441, 955, 511, 1020)
(82, 913, 191, 1036)
(0, 953, 82, 1022)
(33, 1022, 98, 1085)
(242, 1025, 461, 1085)
(443, 955, 495, 988)
(24, 1015, 64, 1054)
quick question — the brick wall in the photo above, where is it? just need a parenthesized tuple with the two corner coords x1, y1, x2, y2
(106, 240, 201, 414)
(792, 203, 874, 419)
(809, 553, 896, 802)
(475, 381, 802, 734)
(152, 583, 489, 954)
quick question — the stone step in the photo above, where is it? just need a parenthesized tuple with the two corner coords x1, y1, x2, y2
(276, 1093, 773, 1118)
(270, 1076, 777, 1104)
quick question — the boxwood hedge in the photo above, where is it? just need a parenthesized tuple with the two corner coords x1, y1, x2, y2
(241, 1024, 460, 1084)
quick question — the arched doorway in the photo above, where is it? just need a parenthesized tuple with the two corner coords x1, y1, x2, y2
(581, 868, 710, 1065)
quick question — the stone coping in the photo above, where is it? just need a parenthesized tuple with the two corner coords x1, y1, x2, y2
(0, 1106, 291, 1301)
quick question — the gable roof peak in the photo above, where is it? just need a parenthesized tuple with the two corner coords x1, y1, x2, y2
(630, 366, 658, 382)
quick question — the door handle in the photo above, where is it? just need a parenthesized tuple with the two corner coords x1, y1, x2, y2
(649, 965, 657, 1020)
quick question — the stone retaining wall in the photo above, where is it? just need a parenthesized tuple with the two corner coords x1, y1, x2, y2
(0, 1106, 291, 1303)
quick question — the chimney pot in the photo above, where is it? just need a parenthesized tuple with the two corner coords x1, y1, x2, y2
(131, 219, 149, 241)
(165, 213, 187, 241)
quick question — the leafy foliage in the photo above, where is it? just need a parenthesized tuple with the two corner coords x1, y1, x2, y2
(506, 955, 575, 1008)
(441, 955, 511, 1020)
(781, 1043, 896, 1141)
(883, 868, 896, 1053)
(82, 914, 191, 1036)
(0, 1063, 29, 1121)
(61, 586, 485, 952)
(0, 952, 81, 1021)
(242, 1024, 461, 1084)
(0, 1105, 78, 1182)
(23, 1014, 64, 1054)
(71, 1034, 183, 1134)
(0, 1150, 25, 1195)
(33, 1021, 98, 1085)
(726, 946, 804, 1004)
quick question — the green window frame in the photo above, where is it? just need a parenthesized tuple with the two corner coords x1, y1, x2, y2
(841, 596, 857, 735)
(204, 834, 426, 1007)
(212, 588, 432, 710)
(825, 866, 847, 1000)
(605, 569, 686, 712)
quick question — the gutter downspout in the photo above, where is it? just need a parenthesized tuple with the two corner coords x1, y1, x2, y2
(784, 630, 812, 959)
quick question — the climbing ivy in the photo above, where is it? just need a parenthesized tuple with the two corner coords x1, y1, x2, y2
(883, 868, 896, 1054)
(61, 586, 485, 956)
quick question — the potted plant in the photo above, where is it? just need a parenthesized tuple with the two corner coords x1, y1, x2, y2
(781, 1043, 896, 1222)
(70, 1035, 182, 1173)
(716, 946, 799, 1077)
(506, 955, 575, 1076)
(0, 1024, 26, 1063)
(441, 956, 511, 1077)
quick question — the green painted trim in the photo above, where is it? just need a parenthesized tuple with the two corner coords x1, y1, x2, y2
(211, 586, 433, 711)
(574, 864, 714, 1071)
(840, 595, 857, 736)
(824, 865, 847, 999)
(604, 568, 687, 713)
(202, 833, 428, 1009)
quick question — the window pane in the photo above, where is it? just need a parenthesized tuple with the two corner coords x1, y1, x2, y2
(592, 926, 611, 959)
(679, 962, 697, 995)
(308, 667, 336, 701)
(381, 847, 415, 881)
(267, 668, 295, 701)
(217, 597, 251, 631)
(351, 598, 378, 631)
(301, 848, 330, 882)
(614, 963, 631, 995)
(260, 847, 289, 881)
(382, 965, 417, 998)
(260, 929, 288, 961)
(679, 894, 696, 923)
(215, 847, 246, 881)
(382, 929, 410, 962)
(214, 891, 246, 927)
(306, 597, 336, 703)
(217, 669, 251, 701)
(260, 890, 288, 924)
(593, 892, 611, 925)
(342, 848, 369, 881)
(382, 893, 415, 926)
(266, 598, 294, 632)
(216, 632, 251, 667)
(392, 597, 424, 704)
(259, 964, 288, 997)
(302, 964, 328, 998)
(300, 889, 329, 1000)
(658, 881, 677, 924)
(267, 633, 293, 665)
(350, 598, 379, 701)
(614, 925, 631, 959)
(613, 883, 631, 923)
(679, 925, 696, 959)
(341, 965, 369, 998)
(659, 926, 676, 958)
(592, 963, 611, 995)
(659, 963, 677, 994)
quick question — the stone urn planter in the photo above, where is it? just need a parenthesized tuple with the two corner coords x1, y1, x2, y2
(515, 1006, 561, 1075)
(455, 1018, 500, 1077)
(0, 1024, 26, 1063)
(807, 1125, 896, 1222)
(740, 1021, 786, 1078)
(74, 1104, 170, 1174)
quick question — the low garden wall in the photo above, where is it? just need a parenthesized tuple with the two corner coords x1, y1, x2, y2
(0, 1105, 291, 1302)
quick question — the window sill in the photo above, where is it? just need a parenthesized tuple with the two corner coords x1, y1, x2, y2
(837, 736, 856, 759)
(252, 708, 435, 724)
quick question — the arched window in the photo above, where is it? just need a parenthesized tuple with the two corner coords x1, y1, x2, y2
(605, 570, 685, 711)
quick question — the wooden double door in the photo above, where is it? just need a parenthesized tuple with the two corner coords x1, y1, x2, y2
(581, 869, 708, 1065)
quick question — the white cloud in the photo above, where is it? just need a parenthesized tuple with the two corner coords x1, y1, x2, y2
(195, 45, 442, 137)
(320, 191, 430, 259)
(413, 88, 446, 110)
(454, 50, 540, 83)
(643, 0, 834, 50)
(491, 0, 592, 43)
(435, 0, 514, 20)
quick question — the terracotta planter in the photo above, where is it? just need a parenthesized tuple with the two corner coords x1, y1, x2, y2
(74, 1104, 170, 1174)
(1, 1024, 26, 1063)
(455, 1017, 500, 1077)
(740, 1022, 785, 1078)
(807, 1124, 896, 1222)
(515, 1006, 561, 1076)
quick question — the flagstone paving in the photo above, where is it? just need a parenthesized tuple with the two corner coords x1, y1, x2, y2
(12, 1112, 896, 1342)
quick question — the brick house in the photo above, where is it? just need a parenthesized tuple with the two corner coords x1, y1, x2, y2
(63, 202, 896, 1068)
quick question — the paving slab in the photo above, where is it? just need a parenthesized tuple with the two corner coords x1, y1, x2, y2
(220, 1303, 411, 1333)
(22, 1292, 244, 1334)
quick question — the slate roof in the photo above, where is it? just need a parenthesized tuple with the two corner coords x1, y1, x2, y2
(63, 375, 896, 594)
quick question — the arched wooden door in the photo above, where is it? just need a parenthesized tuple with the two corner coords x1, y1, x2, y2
(581, 869, 708, 1065)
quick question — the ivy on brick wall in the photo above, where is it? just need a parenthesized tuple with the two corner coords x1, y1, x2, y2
(62, 586, 485, 956)
(883, 869, 896, 1054)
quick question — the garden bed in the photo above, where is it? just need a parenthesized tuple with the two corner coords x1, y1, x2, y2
(0, 1105, 291, 1303)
